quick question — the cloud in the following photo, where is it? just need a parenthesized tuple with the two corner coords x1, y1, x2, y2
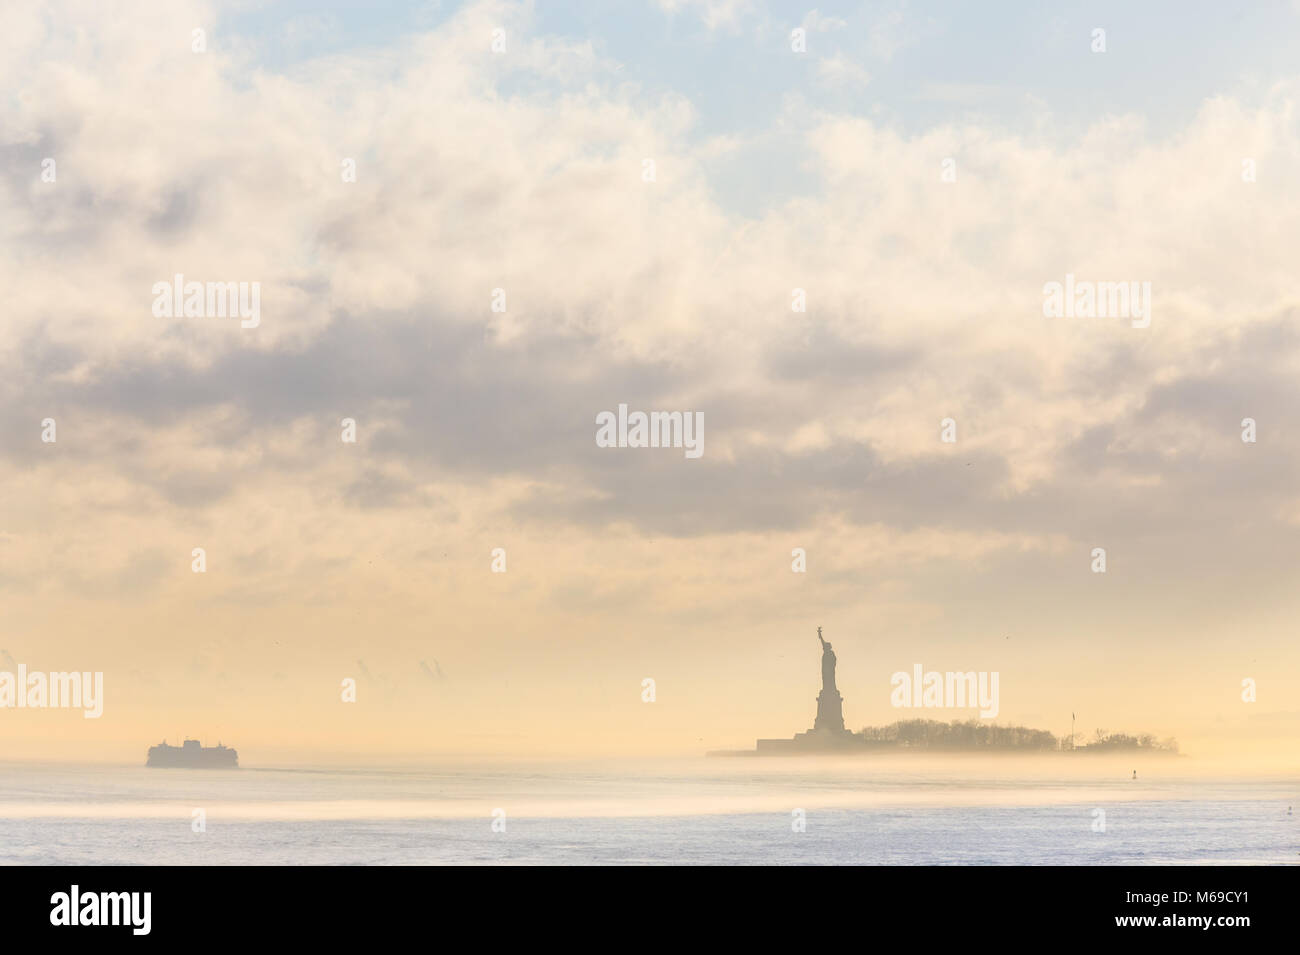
(801, 10, 847, 32)
(655, 0, 756, 31)
(3, 0, 1300, 610)
(816, 53, 871, 89)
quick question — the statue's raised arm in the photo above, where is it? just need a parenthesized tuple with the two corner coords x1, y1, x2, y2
(817, 626, 826, 648)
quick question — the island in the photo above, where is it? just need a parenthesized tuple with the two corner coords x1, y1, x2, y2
(707, 629, 1178, 756)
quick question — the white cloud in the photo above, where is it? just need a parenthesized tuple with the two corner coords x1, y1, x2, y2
(817, 53, 871, 88)
(655, 0, 756, 31)
(4, 0, 1300, 580)
(801, 9, 847, 32)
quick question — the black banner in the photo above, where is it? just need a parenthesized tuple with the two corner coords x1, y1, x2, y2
(1, 865, 1284, 942)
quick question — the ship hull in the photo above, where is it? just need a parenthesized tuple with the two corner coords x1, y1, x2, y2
(146, 743, 238, 768)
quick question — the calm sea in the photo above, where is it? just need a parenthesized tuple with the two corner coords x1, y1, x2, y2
(1, 758, 1296, 865)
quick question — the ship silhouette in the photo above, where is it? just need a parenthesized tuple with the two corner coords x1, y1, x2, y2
(146, 738, 239, 769)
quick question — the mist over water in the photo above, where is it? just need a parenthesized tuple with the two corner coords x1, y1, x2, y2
(3, 758, 1295, 864)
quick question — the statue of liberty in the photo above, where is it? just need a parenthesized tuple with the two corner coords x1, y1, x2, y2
(817, 626, 837, 693)
(812, 626, 848, 734)
(748, 625, 857, 752)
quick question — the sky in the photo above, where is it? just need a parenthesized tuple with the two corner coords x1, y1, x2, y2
(2, 0, 1300, 766)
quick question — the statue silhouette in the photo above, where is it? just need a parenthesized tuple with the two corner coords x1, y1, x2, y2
(750, 625, 856, 752)
(817, 626, 837, 693)
(812, 626, 848, 735)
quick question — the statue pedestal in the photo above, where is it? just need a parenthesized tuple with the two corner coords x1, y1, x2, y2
(753, 688, 859, 753)
(813, 689, 847, 734)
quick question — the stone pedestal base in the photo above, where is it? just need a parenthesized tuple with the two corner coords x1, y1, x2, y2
(813, 689, 847, 734)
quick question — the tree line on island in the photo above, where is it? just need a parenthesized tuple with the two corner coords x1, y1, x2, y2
(856, 720, 1178, 753)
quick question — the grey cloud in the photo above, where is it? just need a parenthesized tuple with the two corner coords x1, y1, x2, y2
(765, 326, 918, 381)
(5, 298, 1300, 558)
